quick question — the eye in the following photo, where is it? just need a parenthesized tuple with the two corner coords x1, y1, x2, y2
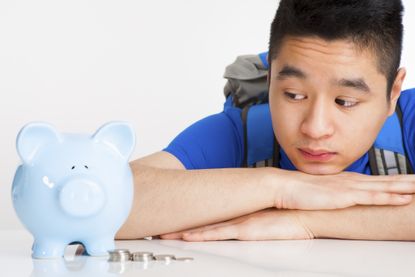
(335, 98, 358, 108)
(284, 91, 306, 100)
(84, 165, 89, 169)
(71, 166, 75, 170)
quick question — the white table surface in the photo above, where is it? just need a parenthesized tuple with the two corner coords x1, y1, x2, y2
(2, 229, 415, 277)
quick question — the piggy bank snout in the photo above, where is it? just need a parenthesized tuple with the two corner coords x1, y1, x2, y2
(59, 178, 106, 218)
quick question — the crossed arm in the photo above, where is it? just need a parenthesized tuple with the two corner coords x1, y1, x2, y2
(306, 199, 415, 241)
(160, 198, 415, 241)
(116, 151, 415, 241)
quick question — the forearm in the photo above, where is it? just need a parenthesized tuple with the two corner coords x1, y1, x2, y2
(116, 161, 278, 239)
(301, 199, 415, 241)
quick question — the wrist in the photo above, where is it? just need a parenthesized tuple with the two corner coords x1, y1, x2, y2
(259, 167, 287, 208)
(296, 210, 323, 239)
(263, 167, 299, 209)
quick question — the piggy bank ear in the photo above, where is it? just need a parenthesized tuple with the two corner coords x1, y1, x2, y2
(92, 122, 136, 160)
(16, 122, 62, 164)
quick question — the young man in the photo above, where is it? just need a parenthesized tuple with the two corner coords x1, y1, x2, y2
(117, 0, 415, 241)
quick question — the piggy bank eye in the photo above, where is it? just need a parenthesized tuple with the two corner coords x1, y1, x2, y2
(71, 166, 75, 170)
(84, 165, 89, 169)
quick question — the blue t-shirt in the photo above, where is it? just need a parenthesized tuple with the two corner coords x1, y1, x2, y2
(164, 89, 415, 175)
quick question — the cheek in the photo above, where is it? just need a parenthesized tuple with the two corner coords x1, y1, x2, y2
(270, 101, 302, 143)
(335, 104, 388, 156)
(344, 101, 387, 135)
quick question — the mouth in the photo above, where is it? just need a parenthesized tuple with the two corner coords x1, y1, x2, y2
(298, 148, 337, 162)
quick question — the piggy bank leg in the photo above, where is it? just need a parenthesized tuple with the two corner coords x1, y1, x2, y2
(32, 238, 67, 259)
(83, 237, 114, 256)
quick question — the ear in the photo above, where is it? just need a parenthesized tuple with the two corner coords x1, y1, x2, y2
(16, 122, 62, 164)
(92, 122, 136, 160)
(387, 67, 406, 116)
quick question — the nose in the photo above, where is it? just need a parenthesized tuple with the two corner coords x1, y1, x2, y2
(59, 178, 106, 217)
(300, 101, 334, 140)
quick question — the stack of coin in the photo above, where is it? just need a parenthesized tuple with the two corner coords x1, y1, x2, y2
(154, 254, 175, 265)
(107, 249, 194, 263)
(108, 249, 131, 262)
(131, 251, 154, 262)
(154, 254, 175, 262)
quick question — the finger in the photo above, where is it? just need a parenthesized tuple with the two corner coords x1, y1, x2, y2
(161, 227, 205, 239)
(351, 191, 413, 206)
(347, 173, 415, 182)
(348, 181, 415, 194)
(161, 227, 205, 240)
(160, 232, 184, 240)
(160, 220, 238, 240)
(182, 225, 239, 241)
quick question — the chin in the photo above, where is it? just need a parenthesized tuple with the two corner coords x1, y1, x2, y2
(295, 163, 343, 175)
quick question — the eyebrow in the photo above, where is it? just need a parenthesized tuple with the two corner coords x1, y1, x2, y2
(277, 65, 307, 80)
(336, 78, 371, 94)
(277, 64, 371, 94)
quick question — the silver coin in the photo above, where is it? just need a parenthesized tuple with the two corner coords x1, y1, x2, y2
(131, 251, 154, 262)
(154, 254, 176, 262)
(108, 251, 131, 262)
(175, 257, 194, 262)
(108, 255, 131, 262)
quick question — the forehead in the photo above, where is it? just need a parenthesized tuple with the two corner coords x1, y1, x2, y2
(274, 36, 378, 72)
(271, 36, 386, 89)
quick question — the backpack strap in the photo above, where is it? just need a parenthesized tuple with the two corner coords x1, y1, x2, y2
(396, 104, 414, 174)
(368, 104, 414, 175)
(272, 136, 281, 168)
(241, 103, 275, 167)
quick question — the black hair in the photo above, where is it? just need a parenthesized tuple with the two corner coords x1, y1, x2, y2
(268, 0, 404, 97)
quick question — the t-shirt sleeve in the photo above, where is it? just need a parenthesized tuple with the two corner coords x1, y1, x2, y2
(163, 106, 244, 169)
(399, 88, 415, 169)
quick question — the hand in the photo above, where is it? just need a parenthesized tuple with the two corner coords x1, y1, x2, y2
(273, 169, 415, 210)
(160, 208, 313, 241)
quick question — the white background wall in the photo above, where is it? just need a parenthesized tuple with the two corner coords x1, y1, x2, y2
(0, 0, 414, 230)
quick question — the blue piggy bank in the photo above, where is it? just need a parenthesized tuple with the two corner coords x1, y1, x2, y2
(12, 122, 136, 259)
